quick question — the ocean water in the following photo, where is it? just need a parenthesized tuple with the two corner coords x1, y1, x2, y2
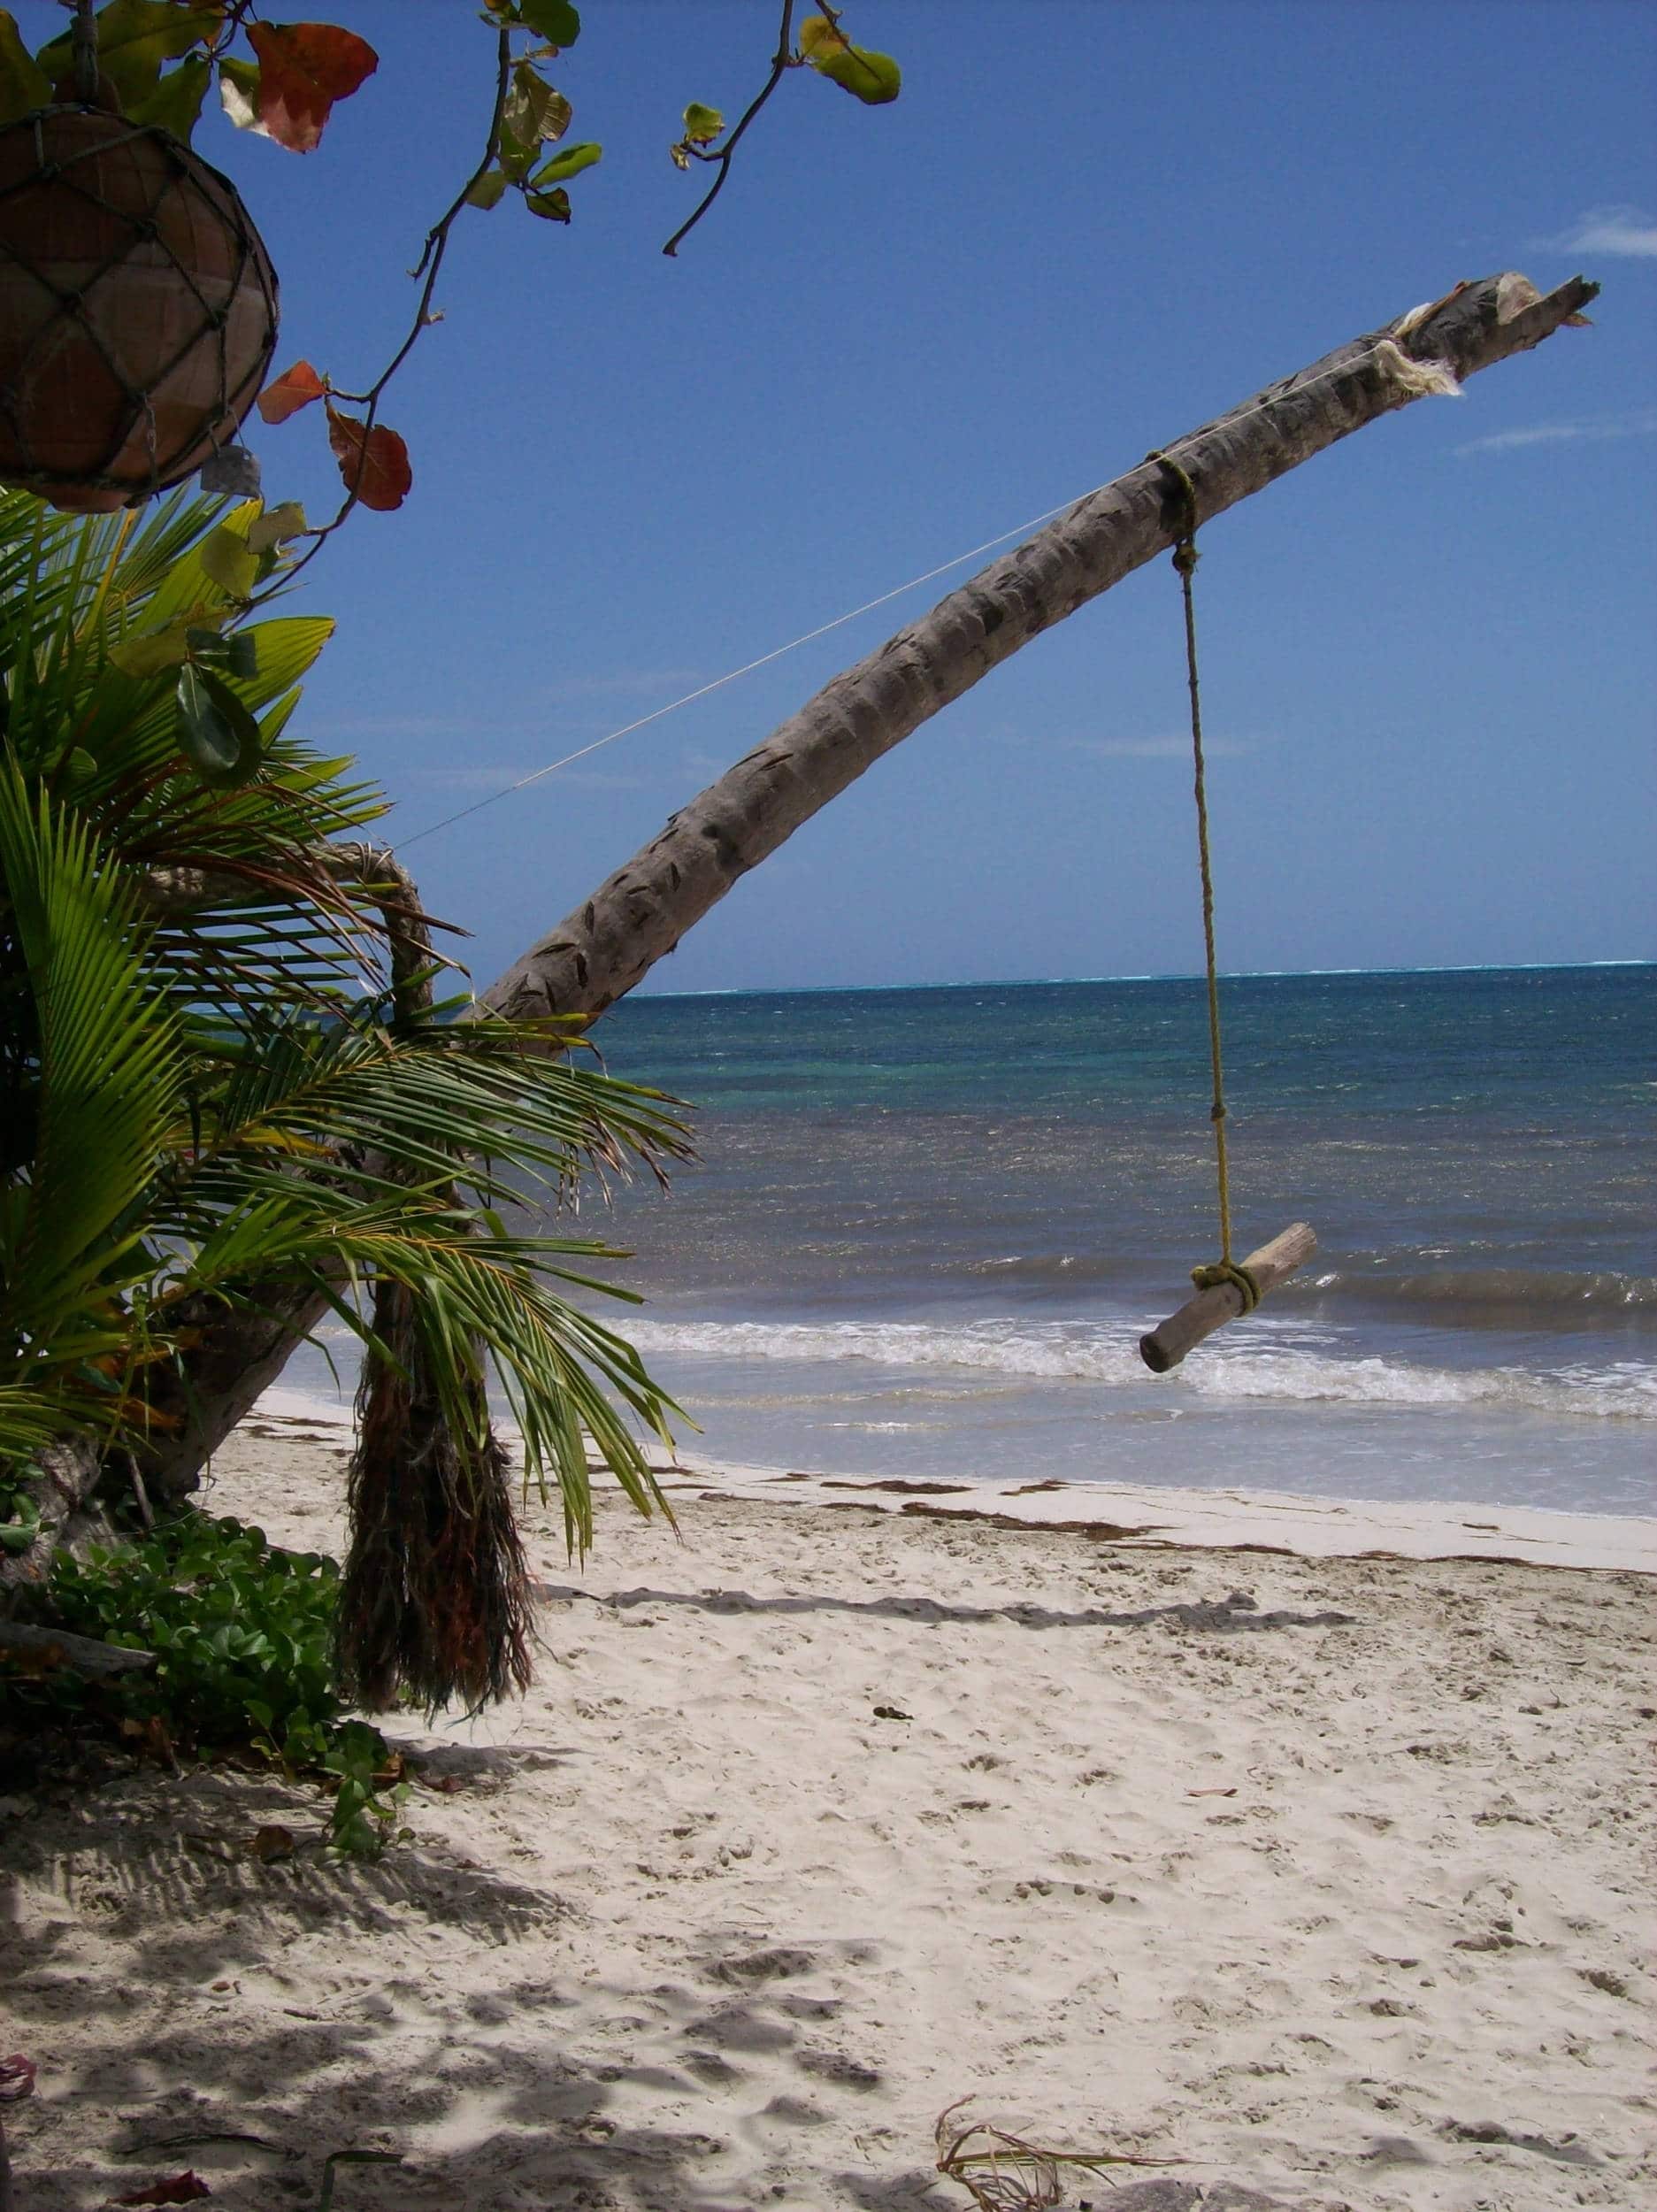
(288, 965, 1656, 1517)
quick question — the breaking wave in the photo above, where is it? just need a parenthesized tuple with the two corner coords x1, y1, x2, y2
(624, 1316, 1657, 1422)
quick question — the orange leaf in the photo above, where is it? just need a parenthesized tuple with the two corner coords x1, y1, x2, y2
(247, 21, 379, 154)
(326, 408, 411, 512)
(257, 360, 328, 424)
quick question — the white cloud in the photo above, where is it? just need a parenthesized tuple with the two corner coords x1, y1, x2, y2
(1456, 410, 1657, 457)
(1540, 204, 1657, 258)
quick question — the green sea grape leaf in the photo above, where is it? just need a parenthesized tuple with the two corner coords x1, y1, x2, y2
(127, 55, 211, 141)
(518, 0, 581, 45)
(217, 52, 262, 134)
(176, 664, 264, 786)
(187, 626, 259, 680)
(37, 0, 220, 112)
(109, 619, 196, 679)
(681, 101, 724, 144)
(223, 633, 257, 680)
(246, 501, 309, 553)
(529, 140, 600, 188)
(464, 166, 509, 210)
(199, 526, 258, 601)
(525, 185, 572, 223)
(499, 60, 571, 179)
(799, 16, 901, 104)
(812, 42, 901, 104)
(0, 11, 50, 124)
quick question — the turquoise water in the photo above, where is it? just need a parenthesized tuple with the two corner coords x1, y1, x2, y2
(290, 965, 1657, 1516)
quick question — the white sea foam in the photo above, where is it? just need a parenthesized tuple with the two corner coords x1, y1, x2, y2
(624, 1317, 1657, 1423)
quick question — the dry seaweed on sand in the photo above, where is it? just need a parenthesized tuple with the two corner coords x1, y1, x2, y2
(935, 2099, 1180, 2208)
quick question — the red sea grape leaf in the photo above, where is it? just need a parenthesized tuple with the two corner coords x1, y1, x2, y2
(0, 2054, 36, 2101)
(325, 409, 412, 512)
(114, 2176, 212, 2207)
(257, 361, 328, 425)
(246, 21, 378, 154)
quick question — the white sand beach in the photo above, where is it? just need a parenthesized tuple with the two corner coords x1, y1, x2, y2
(3, 1402, 1653, 2211)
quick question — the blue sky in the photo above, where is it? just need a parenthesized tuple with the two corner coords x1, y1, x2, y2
(33, 1, 1657, 990)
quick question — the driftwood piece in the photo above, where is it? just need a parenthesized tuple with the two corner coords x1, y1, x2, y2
(482, 272, 1598, 1025)
(0, 1618, 155, 1678)
(1139, 1222, 1318, 1374)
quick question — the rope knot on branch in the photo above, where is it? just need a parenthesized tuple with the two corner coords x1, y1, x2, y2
(1192, 1260, 1262, 1313)
(1147, 447, 1201, 557)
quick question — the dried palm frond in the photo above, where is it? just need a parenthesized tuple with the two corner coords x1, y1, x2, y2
(934, 2100, 1180, 2210)
(337, 1275, 533, 1714)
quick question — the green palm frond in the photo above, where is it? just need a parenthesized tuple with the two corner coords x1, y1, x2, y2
(2, 485, 388, 1028)
(0, 1383, 66, 1471)
(0, 764, 184, 1359)
(168, 998, 689, 1200)
(4, 486, 696, 1700)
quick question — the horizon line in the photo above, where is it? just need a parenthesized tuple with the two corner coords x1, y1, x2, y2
(628, 959, 1655, 1002)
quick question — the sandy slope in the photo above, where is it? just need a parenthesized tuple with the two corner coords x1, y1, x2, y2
(3, 1413, 1653, 2212)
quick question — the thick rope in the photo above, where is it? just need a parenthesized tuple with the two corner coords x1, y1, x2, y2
(1147, 450, 1260, 1312)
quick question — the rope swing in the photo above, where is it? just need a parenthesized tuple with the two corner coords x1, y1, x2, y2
(1138, 453, 1316, 1374)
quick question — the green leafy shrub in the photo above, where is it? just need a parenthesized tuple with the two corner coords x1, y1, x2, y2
(37, 1512, 406, 1854)
(0, 1466, 40, 1555)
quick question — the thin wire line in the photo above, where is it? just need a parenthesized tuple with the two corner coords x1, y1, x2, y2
(397, 488, 1109, 849)
(399, 322, 1438, 852)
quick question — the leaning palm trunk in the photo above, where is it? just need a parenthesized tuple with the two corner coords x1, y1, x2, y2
(331, 848, 533, 1711)
(145, 270, 1597, 1492)
(483, 272, 1595, 1023)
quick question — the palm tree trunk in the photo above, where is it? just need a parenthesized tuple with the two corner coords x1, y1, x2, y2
(480, 271, 1595, 1023)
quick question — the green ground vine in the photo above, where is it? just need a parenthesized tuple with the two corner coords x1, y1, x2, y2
(5, 1513, 409, 1855)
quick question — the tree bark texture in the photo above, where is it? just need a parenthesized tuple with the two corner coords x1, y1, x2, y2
(480, 272, 1597, 1025)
